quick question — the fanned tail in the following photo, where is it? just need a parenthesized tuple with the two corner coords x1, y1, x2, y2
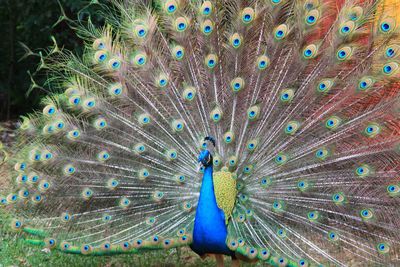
(1, 0, 400, 266)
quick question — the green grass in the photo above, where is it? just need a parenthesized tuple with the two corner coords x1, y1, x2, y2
(0, 209, 264, 267)
(0, 210, 212, 267)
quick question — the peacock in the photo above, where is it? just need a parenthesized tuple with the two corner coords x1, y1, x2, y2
(2, 0, 400, 266)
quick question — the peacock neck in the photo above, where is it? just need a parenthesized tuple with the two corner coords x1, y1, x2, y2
(190, 164, 233, 256)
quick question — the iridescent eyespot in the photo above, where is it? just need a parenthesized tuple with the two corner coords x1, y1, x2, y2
(94, 117, 107, 130)
(302, 44, 318, 59)
(231, 77, 245, 92)
(63, 164, 76, 175)
(182, 86, 197, 101)
(43, 104, 57, 116)
(97, 151, 110, 162)
(94, 50, 108, 63)
(243, 165, 254, 174)
(336, 46, 353, 61)
(68, 95, 81, 106)
(200, 1, 212, 16)
(348, 6, 363, 21)
(138, 168, 150, 180)
(83, 98, 96, 109)
(241, 7, 255, 24)
(156, 74, 169, 88)
(384, 44, 400, 58)
(275, 153, 288, 165)
(138, 113, 151, 126)
(7, 193, 18, 203)
(379, 18, 396, 34)
(164, 0, 178, 14)
(28, 173, 39, 184)
(284, 121, 300, 135)
(332, 192, 345, 205)
(270, 0, 282, 5)
(210, 107, 223, 122)
(339, 21, 355, 36)
(32, 194, 43, 204)
(387, 184, 400, 197)
(257, 55, 270, 70)
(315, 147, 329, 160)
(172, 119, 185, 132)
(172, 45, 185, 60)
(134, 143, 146, 154)
(107, 178, 119, 190)
(82, 188, 93, 200)
(259, 248, 270, 260)
(201, 20, 214, 35)
(360, 208, 374, 221)
(205, 54, 218, 69)
(182, 201, 192, 211)
(93, 38, 106, 50)
(247, 105, 260, 121)
(224, 131, 235, 144)
(228, 156, 237, 167)
(39, 180, 51, 192)
(175, 174, 185, 184)
(272, 200, 284, 212)
(328, 231, 339, 242)
(382, 62, 399, 76)
(109, 82, 123, 96)
(307, 211, 320, 222)
(81, 244, 92, 254)
(317, 79, 334, 93)
(363, 123, 381, 138)
(41, 151, 53, 161)
(280, 88, 295, 103)
(297, 180, 309, 192)
(325, 116, 341, 130)
(175, 17, 189, 32)
(166, 149, 178, 161)
(11, 219, 23, 230)
(103, 214, 112, 222)
(153, 191, 165, 202)
(277, 228, 287, 238)
(377, 242, 390, 254)
(134, 24, 148, 38)
(213, 155, 221, 167)
(131, 52, 147, 67)
(230, 33, 242, 49)
(305, 9, 320, 25)
(108, 57, 122, 70)
(260, 177, 272, 188)
(355, 164, 371, 178)
(357, 76, 374, 91)
(60, 212, 72, 223)
(246, 139, 259, 151)
(121, 241, 131, 250)
(274, 24, 288, 40)
(119, 197, 131, 208)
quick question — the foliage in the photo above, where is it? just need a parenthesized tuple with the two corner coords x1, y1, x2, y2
(0, 0, 102, 121)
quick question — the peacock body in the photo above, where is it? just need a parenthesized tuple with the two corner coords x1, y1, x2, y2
(1, 0, 400, 266)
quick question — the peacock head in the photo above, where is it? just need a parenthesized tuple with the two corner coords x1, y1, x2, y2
(198, 150, 213, 167)
(198, 136, 215, 167)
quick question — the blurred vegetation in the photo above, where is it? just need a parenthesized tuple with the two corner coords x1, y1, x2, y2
(0, 0, 103, 122)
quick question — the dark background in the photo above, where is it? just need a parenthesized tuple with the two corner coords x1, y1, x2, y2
(0, 0, 103, 121)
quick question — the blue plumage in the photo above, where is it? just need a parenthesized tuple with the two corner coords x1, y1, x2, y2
(191, 164, 233, 256)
